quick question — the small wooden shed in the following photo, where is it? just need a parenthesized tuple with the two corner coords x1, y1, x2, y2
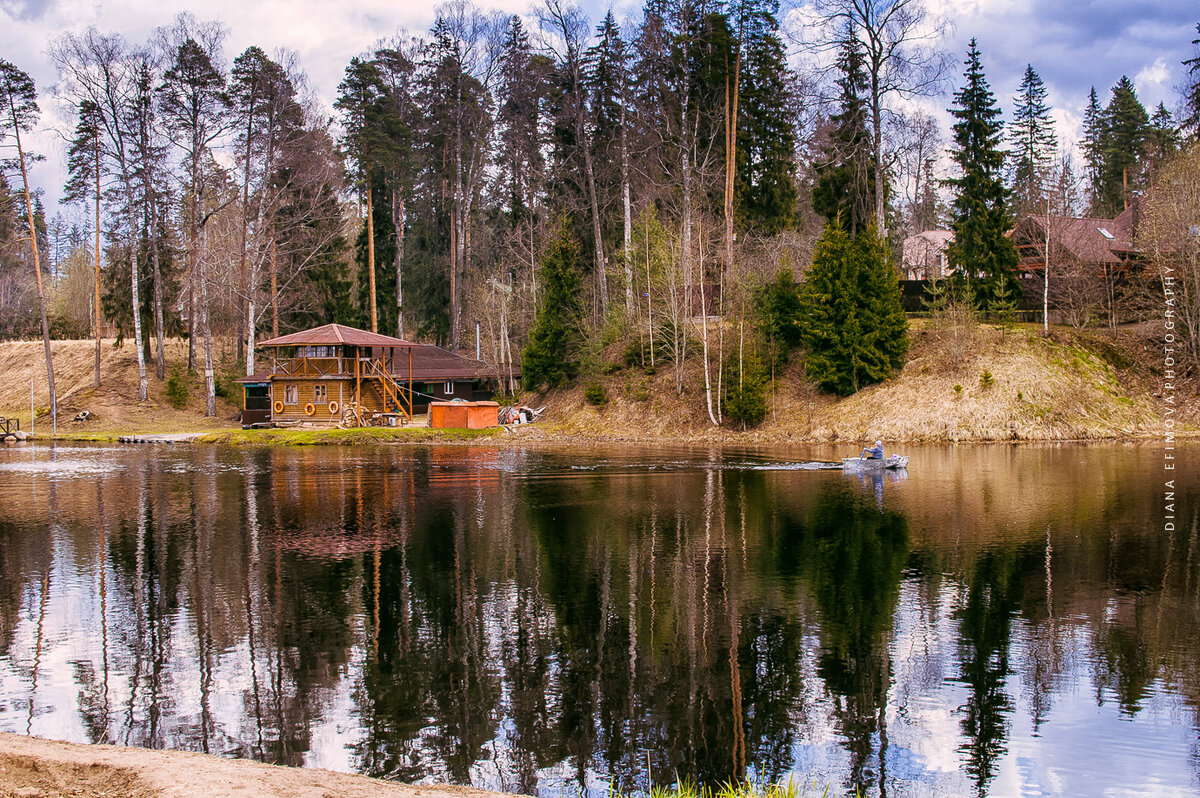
(428, 401, 500, 429)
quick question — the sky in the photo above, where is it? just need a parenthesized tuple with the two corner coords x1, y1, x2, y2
(1, 0, 1196, 217)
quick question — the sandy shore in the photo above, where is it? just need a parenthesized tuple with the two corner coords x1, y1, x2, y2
(0, 733, 512, 798)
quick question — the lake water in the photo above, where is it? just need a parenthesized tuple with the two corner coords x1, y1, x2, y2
(0, 441, 1196, 797)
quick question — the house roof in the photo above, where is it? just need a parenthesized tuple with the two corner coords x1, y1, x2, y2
(402, 345, 514, 381)
(256, 322, 514, 382)
(258, 323, 419, 348)
(1012, 210, 1136, 264)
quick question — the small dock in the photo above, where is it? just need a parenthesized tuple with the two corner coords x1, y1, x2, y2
(0, 417, 26, 442)
(117, 433, 206, 444)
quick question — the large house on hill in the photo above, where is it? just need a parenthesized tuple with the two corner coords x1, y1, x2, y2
(901, 206, 1142, 282)
(1009, 205, 1140, 277)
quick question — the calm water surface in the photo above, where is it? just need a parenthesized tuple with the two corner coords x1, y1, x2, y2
(0, 441, 1196, 797)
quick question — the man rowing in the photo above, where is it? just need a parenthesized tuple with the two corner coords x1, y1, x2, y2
(860, 440, 884, 460)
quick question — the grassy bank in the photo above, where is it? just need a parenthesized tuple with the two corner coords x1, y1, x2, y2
(1, 325, 1189, 446)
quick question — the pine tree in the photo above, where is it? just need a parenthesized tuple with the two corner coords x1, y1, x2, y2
(1081, 86, 1104, 208)
(813, 26, 874, 237)
(1097, 76, 1149, 216)
(734, 0, 798, 233)
(945, 39, 1019, 311)
(801, 223, 907, 395)
(1009, 64, 1057, 217)
(1145, 103, 1180, 177)
(522, 220, 584, 390)
(1182, 23, 1199, 139)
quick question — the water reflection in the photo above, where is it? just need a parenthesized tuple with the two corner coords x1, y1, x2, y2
(0, 443, 1197, 797)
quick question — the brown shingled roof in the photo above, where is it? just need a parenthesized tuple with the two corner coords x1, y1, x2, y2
(258, 323, 418, 348)
(1012, 212, 1137, 265)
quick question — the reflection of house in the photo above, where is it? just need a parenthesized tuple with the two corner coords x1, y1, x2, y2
(901, 231, 954, 280)
(1010, 206, 1139, 276)
(238, 323, 507, 426)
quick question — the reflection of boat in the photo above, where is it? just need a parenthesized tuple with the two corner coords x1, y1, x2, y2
(842, 454, 909, 470)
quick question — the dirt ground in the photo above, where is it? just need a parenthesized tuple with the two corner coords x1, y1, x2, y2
(0, 733, 512, 798)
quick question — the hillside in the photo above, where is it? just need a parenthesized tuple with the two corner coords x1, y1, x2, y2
(0, 339, 240, 435)
(535, 322, 1184, 443)
(0, 324, 1185, 442)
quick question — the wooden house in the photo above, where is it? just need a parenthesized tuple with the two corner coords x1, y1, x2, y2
(238, 323, 508, 427)
(1010, 206, 1140, 277)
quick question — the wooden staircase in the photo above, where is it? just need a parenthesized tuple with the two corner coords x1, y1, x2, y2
(362, 359, 412, 421)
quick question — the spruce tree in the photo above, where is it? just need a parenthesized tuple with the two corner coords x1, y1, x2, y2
(1009, 64, 1057, 217)
(1081, 86, 1104, 209)
(801, 223, 907, 395)
(945, 39, 1019, 311)
(813, 26, 875, 237)
(1097, 76, 1149, 216)
(522, 220, 584, 390)
(1182, 23, 1199, 139)
(735, 0, 798, 233)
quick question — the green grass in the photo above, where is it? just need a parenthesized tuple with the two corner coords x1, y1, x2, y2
(195, 426, 504, 446)
(615, 777, 834, 798)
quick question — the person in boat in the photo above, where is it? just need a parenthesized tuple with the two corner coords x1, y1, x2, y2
(860, 440, 884, 460)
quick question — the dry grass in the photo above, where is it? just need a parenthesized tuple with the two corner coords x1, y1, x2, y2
(0, 326, 1181, 444)
(0, 338, 240, 434)
(531, 323, 1173, 444)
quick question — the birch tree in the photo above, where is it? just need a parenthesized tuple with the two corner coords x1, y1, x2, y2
(158, 17, 231, 414)
(50, 30, 149, 401)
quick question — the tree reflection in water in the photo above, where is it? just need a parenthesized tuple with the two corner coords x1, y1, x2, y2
(0, 443, 1198, 798)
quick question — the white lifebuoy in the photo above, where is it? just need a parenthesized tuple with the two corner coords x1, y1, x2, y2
(328, 400, 340, 415)
(273, 400, 284, 414)
(304, 402, 315, 416)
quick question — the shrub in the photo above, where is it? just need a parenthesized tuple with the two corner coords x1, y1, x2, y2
(801, 223, 908, 395)
(165, 367, 189, 409)
(953, 383, 964, 395)
(584, 382, 607, 406)
(724, 351, 770, 427)
(979, 369, 994, 388)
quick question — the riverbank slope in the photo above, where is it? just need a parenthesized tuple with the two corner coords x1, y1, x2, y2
(0, 323, 1186, 444)
(0, 732, 510, 798)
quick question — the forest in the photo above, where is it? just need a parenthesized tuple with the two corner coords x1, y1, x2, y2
(1, 0, 1198, 427)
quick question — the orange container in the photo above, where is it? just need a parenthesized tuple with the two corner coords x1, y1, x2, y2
(428, 401, 499, 429)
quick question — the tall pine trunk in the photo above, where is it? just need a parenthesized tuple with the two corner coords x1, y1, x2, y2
(12, 109, 56, 431)
(93, 137, 102, 389)
(366, 175, 378, 332)
(394, 188, 405, 338)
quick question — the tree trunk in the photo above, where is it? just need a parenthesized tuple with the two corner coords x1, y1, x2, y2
(200, 223, 216, 418)
(366, 176, 378, 333)
(151, 200, 165, 381)
(270, 229, 278, 340)
(94, 137, 102, 390)
(871, 80, 886, 235)
(13, 111, 56, 431)
(394, 189, 405, 338)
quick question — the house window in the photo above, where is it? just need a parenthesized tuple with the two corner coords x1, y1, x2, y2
(314, 384, 327, 403)
(444, 381, 454, 395)
(284, 384, 297, 405)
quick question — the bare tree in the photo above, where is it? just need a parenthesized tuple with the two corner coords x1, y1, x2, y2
(51, 30, 150, 402)
(541, 0, 610, 314)
(804, 0, 950, 236)
(1139, 143, 1200, 370)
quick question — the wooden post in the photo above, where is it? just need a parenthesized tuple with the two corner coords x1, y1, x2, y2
(408, 346, 413, 420)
